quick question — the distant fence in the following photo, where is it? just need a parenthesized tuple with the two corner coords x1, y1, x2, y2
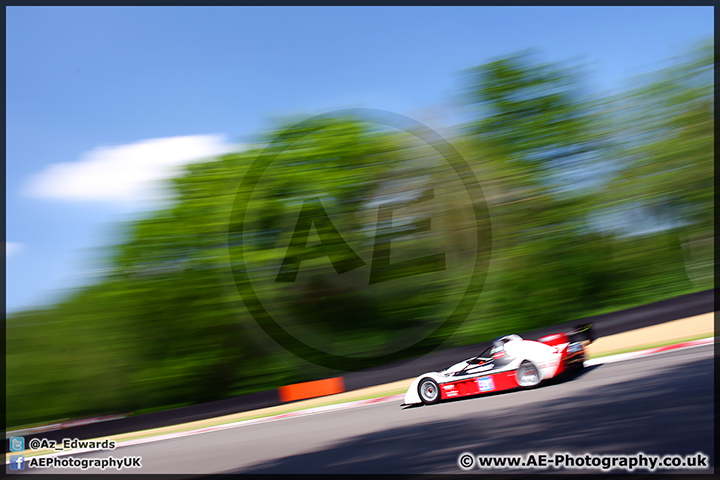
(8, 289, 713, 449)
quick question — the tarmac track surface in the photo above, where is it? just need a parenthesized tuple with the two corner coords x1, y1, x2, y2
(18, 344, 714, 475)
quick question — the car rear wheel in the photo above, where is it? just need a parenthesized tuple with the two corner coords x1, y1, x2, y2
(517, 361, 541, 387)
(418, 378, 440, 405)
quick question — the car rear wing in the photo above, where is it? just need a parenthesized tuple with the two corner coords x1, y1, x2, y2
(567, 323, 596, 345)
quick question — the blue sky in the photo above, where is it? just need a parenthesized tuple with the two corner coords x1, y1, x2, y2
(5, 6, 713, 313)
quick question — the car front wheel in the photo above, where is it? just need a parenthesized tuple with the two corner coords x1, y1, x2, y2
(516, 361, 541, 387)
(418, 377, 440, 405)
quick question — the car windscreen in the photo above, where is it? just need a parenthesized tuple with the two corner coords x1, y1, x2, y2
(475, 345, 493, 360)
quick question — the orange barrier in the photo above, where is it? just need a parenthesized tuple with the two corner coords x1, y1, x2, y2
(278, 377, 345, 402)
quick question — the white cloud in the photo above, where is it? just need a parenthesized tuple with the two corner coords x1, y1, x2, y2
(24, 135, 241, 209)
(6, 242, 24, 257)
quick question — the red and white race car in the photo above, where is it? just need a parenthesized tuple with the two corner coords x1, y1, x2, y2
(401, 324, 596, 406)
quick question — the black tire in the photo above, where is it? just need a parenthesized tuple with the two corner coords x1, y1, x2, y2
(516, 360, 541, 388)
(418, 377, 440, 405)
(570, 353, 586, 376)
(572, 353, 586, 371)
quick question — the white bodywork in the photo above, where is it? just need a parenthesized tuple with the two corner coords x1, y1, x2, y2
(403, 337, 567, 405)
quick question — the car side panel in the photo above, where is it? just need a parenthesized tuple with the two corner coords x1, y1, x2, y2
(441, 378, 479, 398)
(439, 370, 519, 399)
(514, 340, 565, 380)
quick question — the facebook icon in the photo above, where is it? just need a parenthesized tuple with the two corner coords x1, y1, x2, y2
(9, 455, 25, 470)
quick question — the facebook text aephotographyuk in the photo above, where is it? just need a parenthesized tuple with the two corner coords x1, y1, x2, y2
(10, 455, 142, 471)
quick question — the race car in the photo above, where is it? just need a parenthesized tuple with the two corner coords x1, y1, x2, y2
(401, 323, 596, 406)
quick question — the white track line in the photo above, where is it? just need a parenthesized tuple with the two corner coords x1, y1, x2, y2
(584, 337, 714, 366)
(7, 336, 714, 462)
